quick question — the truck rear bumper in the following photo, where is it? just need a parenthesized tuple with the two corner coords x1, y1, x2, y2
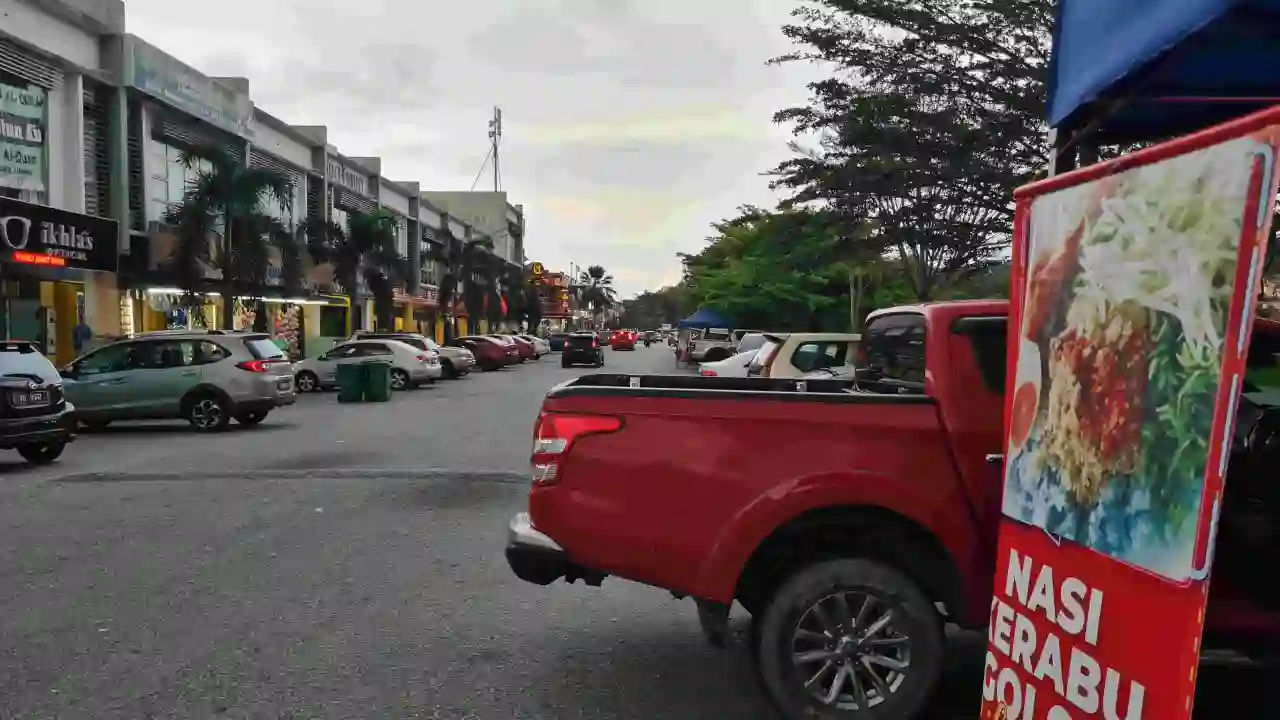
(506, 512, 606, 587)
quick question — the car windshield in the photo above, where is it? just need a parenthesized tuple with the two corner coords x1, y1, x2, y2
(737, 334, 766, 353)
(703, 328, 731, 341)
(567, 335, 595, 347)
(0, 343, 60, 384)
(244, 337, 287, 360)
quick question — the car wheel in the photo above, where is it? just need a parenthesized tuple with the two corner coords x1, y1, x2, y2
(295, 371, 319, 392)
(390, 368, 410, 391)
(562, 358, 572, 368)
(755, 558, 942, 720)
(235, 410, 268, 426)
(184, 393, 231, 433)
(18, 442, 65, 465)
(441, 359, 457, 379)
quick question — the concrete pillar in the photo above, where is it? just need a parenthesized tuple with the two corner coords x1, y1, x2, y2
(107, 85, 130, 255)
(59, 72, 86, 213)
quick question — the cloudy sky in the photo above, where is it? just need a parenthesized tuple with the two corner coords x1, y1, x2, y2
(122, 0, 821, 297)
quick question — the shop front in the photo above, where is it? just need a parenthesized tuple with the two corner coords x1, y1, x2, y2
(393, 286, 439, 336)
(0, 196, 119, 365)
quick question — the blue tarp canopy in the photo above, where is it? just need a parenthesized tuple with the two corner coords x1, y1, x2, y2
(1049, 0, 1280, 143)
(678, 308, 732, 329)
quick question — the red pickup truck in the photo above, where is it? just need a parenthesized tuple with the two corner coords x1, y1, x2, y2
(506, 300, 1280, 719)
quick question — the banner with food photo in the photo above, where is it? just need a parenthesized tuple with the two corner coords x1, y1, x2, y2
(983, 114, 1280, 720)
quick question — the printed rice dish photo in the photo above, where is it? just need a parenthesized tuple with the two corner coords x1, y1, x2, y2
(1002, 136, 1264, 581)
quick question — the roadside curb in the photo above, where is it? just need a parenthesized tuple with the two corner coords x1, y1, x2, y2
(51, 468, 530, 484)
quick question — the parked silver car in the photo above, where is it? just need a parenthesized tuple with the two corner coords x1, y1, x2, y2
(62, 330, 296, 432)
(349, 331, 475, 379)
(294, 339, 441, 392)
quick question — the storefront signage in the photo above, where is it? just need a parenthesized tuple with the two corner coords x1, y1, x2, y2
(326, 157, 369, 196)
(984, 120, 1280, 719)
(123, 36, 252, 138)
(0, 197, 119, 272)
(0, 82, 46, 192)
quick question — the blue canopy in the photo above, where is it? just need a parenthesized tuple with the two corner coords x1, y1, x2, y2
(1049, 0, 1280, 142)
(678, 307, 732, 329)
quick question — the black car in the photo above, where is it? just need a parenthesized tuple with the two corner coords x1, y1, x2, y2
(547, 333, 570, 351)
(0, 341, 74, 464)
(561, 332, 604, 368)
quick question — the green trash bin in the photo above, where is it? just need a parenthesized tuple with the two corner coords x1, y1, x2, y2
(362, 360, 393, 402)
(336, 363, 365, 403)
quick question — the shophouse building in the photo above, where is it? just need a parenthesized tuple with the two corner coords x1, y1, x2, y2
(419, 190, 525, 268)
(0, 0, 124, 365)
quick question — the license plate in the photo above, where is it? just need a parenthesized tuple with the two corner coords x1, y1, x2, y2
(10, 390, 48, 407)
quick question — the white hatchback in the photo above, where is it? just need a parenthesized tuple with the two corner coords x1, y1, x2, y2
(294, 339, 441, 392)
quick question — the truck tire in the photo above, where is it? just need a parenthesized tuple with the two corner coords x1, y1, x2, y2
(755, 558, 942, 719)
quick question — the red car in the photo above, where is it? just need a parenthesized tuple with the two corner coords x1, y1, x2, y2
(609, 330, 637, 350)
(454, 336, 512, 370)
(494, 334, 536, 362)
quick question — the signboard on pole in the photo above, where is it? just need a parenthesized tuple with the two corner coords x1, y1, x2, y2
(983, 110, 1280, 719)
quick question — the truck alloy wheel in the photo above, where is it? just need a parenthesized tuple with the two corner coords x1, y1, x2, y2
(755, 559, 942, 719)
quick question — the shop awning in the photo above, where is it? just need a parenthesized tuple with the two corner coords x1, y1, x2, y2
(1049, 0, 1280, 143)
(678, 307, 732, 329)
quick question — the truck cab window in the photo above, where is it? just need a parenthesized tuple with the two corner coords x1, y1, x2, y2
(862, 314, 927, 391)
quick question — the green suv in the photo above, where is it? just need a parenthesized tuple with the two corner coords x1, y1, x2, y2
(62, 330, 296, 432)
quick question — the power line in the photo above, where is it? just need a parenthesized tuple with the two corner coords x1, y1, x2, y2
(469, 146, 493, 191)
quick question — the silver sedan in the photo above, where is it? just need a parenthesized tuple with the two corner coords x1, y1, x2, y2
(293, 339, 442, 392)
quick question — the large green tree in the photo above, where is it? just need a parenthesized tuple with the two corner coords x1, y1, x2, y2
(164, 147, 300, 329)
(769, 0, 1052, 299)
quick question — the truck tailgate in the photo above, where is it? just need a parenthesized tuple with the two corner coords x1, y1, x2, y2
(530, 377, 976, 602)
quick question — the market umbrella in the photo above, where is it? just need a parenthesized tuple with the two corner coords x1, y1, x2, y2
(1049, 0, 1280, 144)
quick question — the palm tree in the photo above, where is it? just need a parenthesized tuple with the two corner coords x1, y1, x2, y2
(576, 265, 617, 326)
(425, 225, 493, 340)
(164, 147, 297, 329)
(302, 209, 405, 331)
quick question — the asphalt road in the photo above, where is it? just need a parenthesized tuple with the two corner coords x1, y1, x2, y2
(0, 344, 1265, 719)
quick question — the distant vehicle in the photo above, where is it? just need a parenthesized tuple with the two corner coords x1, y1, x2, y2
(698, 348, 759, 378)
(350, 331, 474, 379)
(688, 328, 735, 362)
(294, 338, 441, 392)
(451, 336, 509, 370)
(518, 334, 551, 357)
(461, 335, 518, 367)
(562, 332, 605, 368)
(547, 333, 570, 351)
(491, 334, 536, 362)
(610, 330, 637, 351)
(64, 330, 295, 432)
(0, 340, 74, 464)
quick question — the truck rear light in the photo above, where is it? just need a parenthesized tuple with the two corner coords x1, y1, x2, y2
(529, 412, 622, 485)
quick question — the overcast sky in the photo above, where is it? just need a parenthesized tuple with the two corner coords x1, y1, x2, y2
(121, 0, 820, 297)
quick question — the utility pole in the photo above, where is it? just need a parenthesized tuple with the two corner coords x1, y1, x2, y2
(488, 107, 502, 192)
